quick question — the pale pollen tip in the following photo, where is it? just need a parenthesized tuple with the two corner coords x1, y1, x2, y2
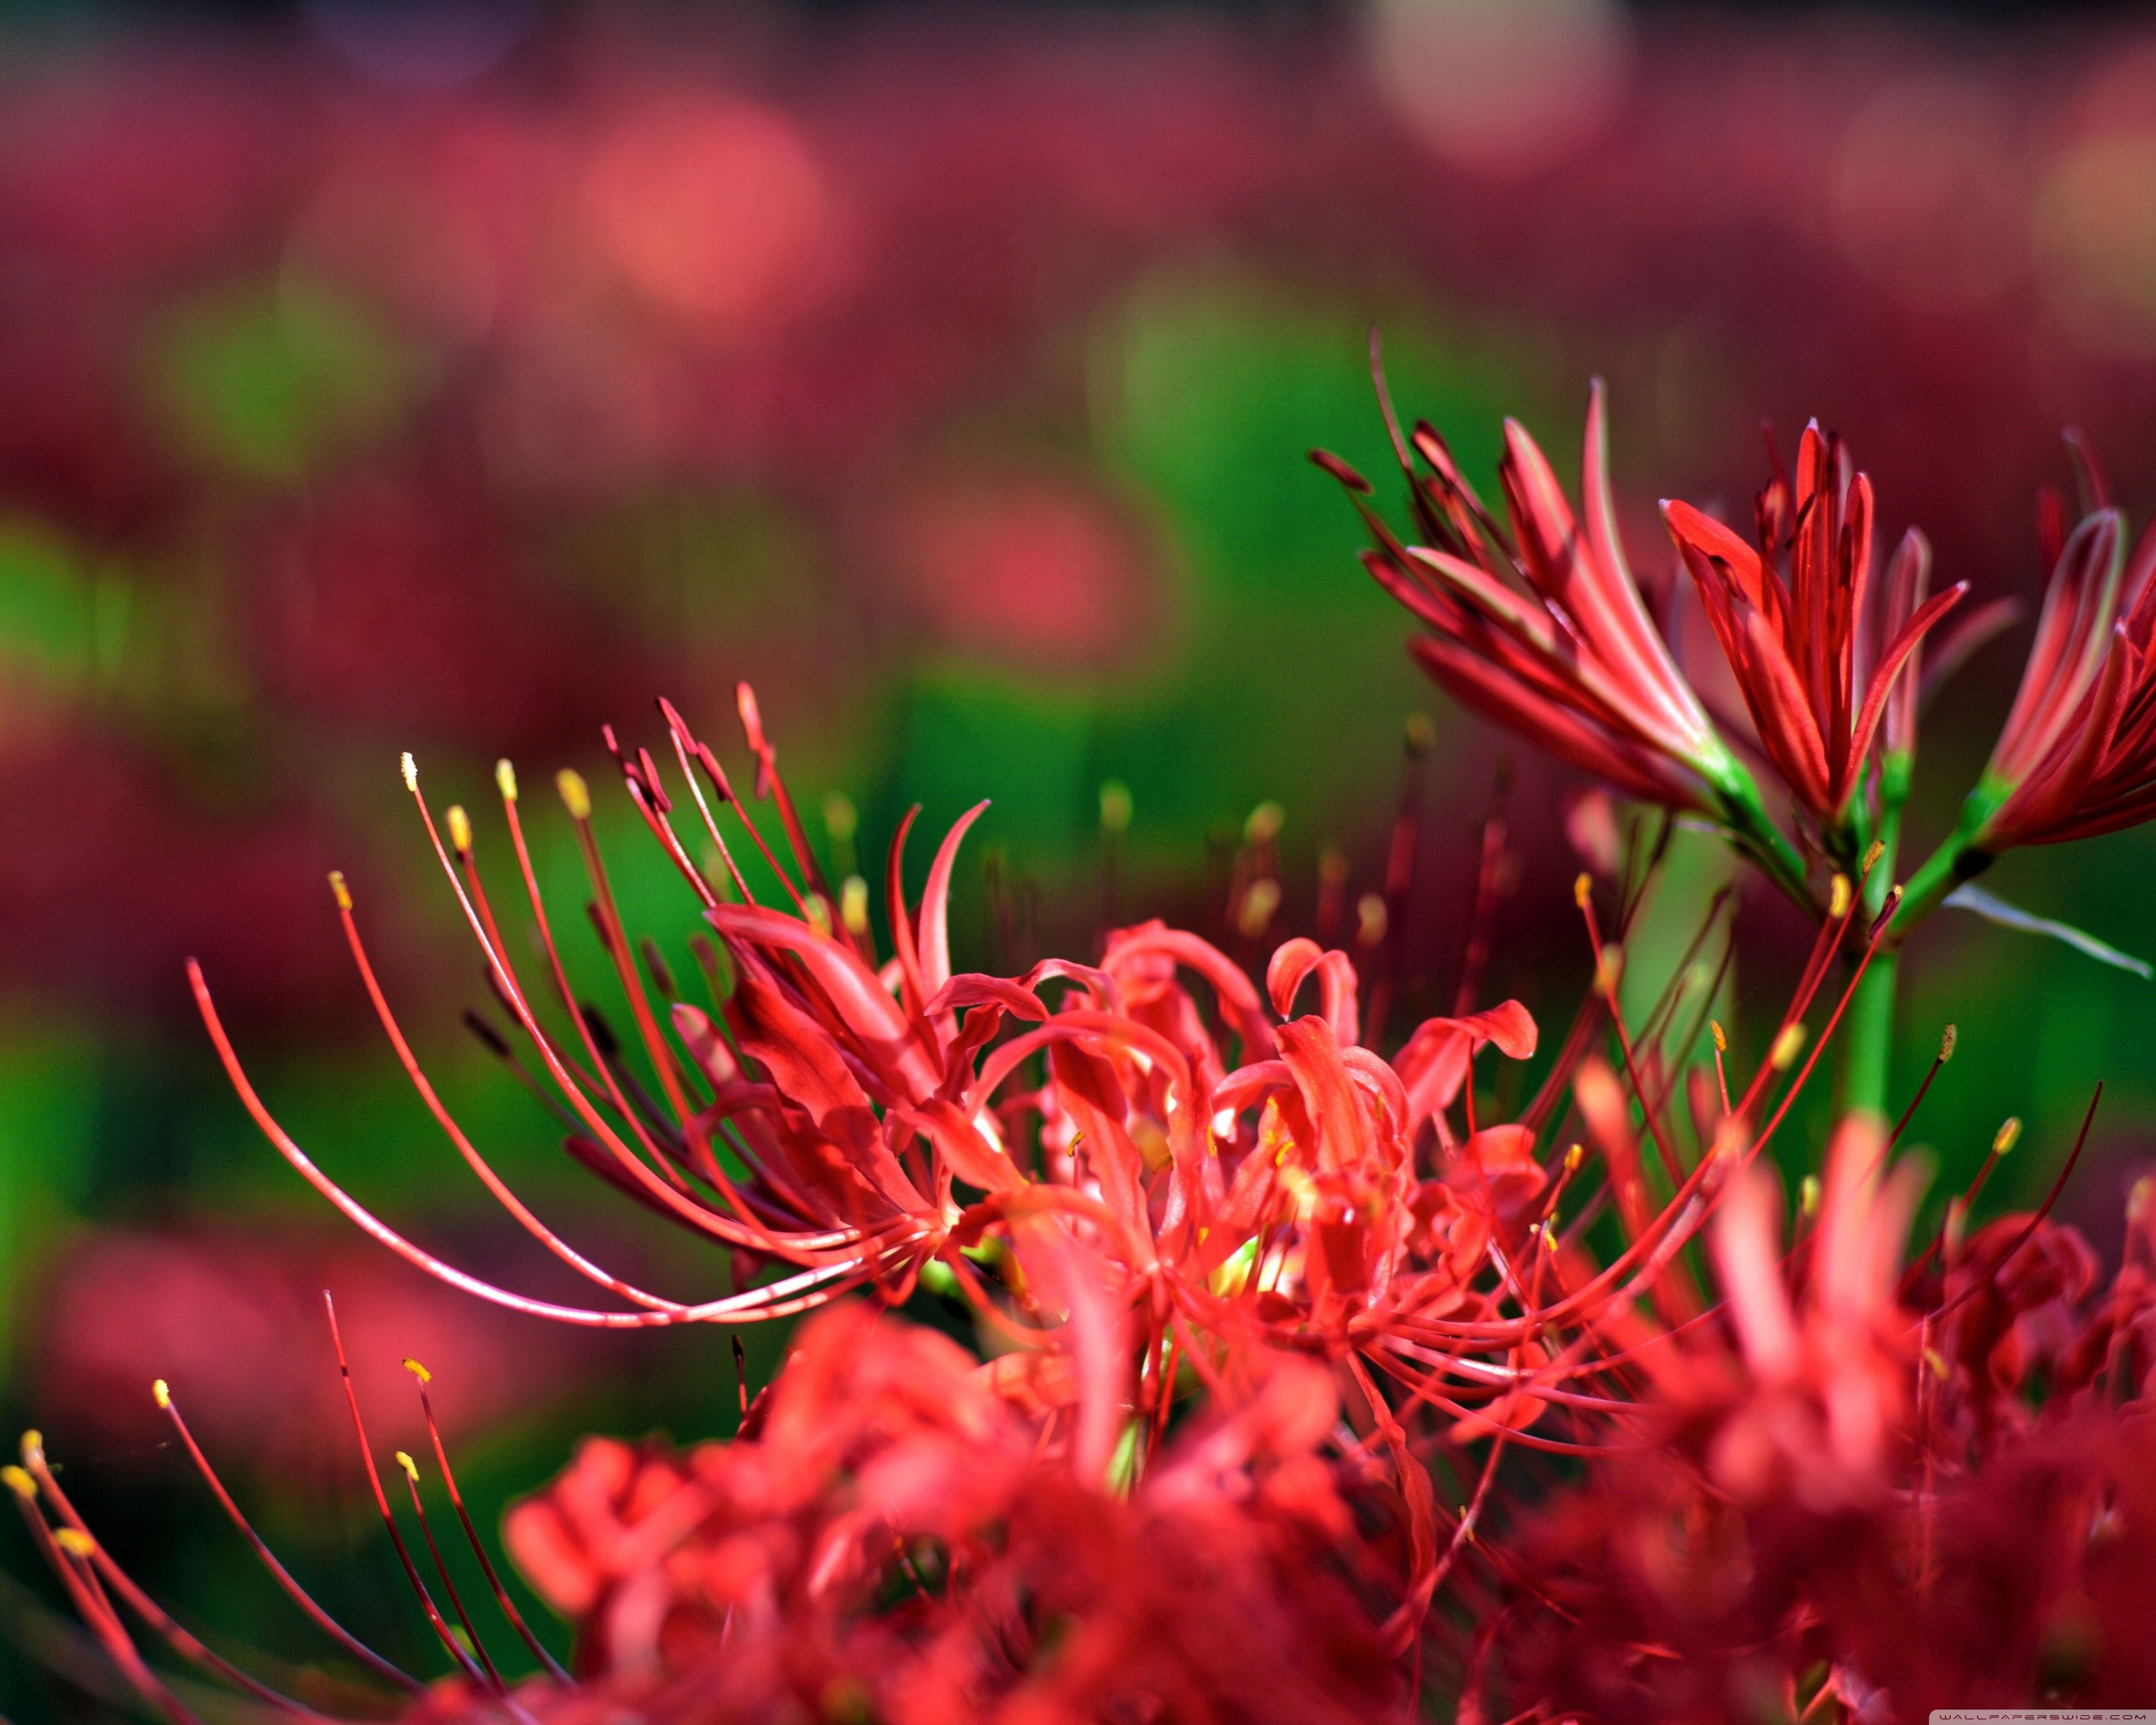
(1940, 1023, 1958, 1062)
(1828, 874, 1852, 919)
(54, 1528, 95, 1558)
(1595, 942, 1624, 995)
(1, 1465, 33, 1499)
(328, 870, 352, 912)
(557, 768, 592, 822)
(1769, 1022, 1807, 1071)
(1993, 1116, 2022, 1155)
(839, 876, 870, 938)
(20, 1431, 43, 1466)
(803, 892, 833, 938)
(152, 1378, 170, 1408)
(1800, 1173, 1821, 1216)
(394, 1451, 419, 1482)
(402, 1357, 431, 1383)
(495, 758, 519, 803)
(446, 804, 473, 856)
(401, 752, 418, 792)
(1710, 1019, 1727, 1054)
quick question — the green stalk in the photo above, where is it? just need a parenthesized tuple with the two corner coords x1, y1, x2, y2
(1834, 948, 1898, 1118)
(1889, 776, 2004, 939)
(1832, 752, 1906, 1119)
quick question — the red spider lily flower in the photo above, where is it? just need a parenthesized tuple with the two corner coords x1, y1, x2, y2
(37, 641, 2156, 1725)
(1663, 423, 1966, 833)
(1705, 1116, 1927, 1507)
(1960, 508, 2156, 850)
(1322, 381, 1813, 899)
(185, 690, 1023, 1336)
(492, 1304, 1399, 1724)
(1320, 382, 1732, 810)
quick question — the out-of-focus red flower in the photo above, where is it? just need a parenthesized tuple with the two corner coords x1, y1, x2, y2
(485, 1301, 1396, 1722)
(889, 474, 1161, 673)
(31, 1226, 604, 1477)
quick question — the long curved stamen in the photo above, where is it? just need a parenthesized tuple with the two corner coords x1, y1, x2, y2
(392, 1448, 503, 1691)
(333, 872, 692, 1313)
(405, 1359, 573, 1687)
(148, 1381, 421, 1690)
(19, 1431, 339, 1718)
(321, 1294, 491, 1689)
(192, 956, 901, 1322)
(413, 762, 841, 1264)
(657, 698, 756, 904)
(9, 1456, 204, 1725)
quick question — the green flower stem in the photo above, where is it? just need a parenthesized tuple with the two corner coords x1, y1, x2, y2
(1834, 947, 1898, 1118)
(1889, 779, 2004, 941)
(1832, 752, 1906, 1119)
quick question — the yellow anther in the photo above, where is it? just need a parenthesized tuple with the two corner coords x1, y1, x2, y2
(1710, 1020, 1727, 1054)
(1862, 839, 1885, 873)
(152, 1379, 170, 1409)
(1237, 878, 1281, 939)
(2, 1465, 34, 1499)
(1355, 892, 1387, 949)
(1828, 874, 1852, 920)
(1564, 1142, 1583, 1174)
(20, 1431, 43, 1467)
(1940, 1023, 1958, 1063)
(328, 871, 352, 912)
(1574, 872, 1592, 909)
(840, 875, 870, 938)
(1595, 942, 1625, 996)
(446, 804, 473, 855)
(55, 1527, 95, 1558)
(556, 768, 592, 822)
(401, 752, 418, 792)
(1768, 1022, 1807, 1071)
(1244, 800, 1284, 845)
(822, 790, 857, 843)
(1923, 1347, 1951, 1380)
(402, 1358, 431, 1384)
(1405, 714, 1437, 754)
(1992, 1116, 2022, 1156)
(803, 892, 833, 938)
(1800, 1174, 1821, 1217)
(394, 1451, 419, 1482)
(1099, 781, 1133, 833)
(495, 758, 518, 803)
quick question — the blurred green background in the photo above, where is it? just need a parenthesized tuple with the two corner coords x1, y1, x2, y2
(7, 0, 2156, 1715)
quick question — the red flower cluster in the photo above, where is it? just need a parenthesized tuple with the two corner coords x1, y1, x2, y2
(13, 676, 2151, 1722)
(477, 1304, 1395, 1723)
(1328, 379, 2156, 935)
